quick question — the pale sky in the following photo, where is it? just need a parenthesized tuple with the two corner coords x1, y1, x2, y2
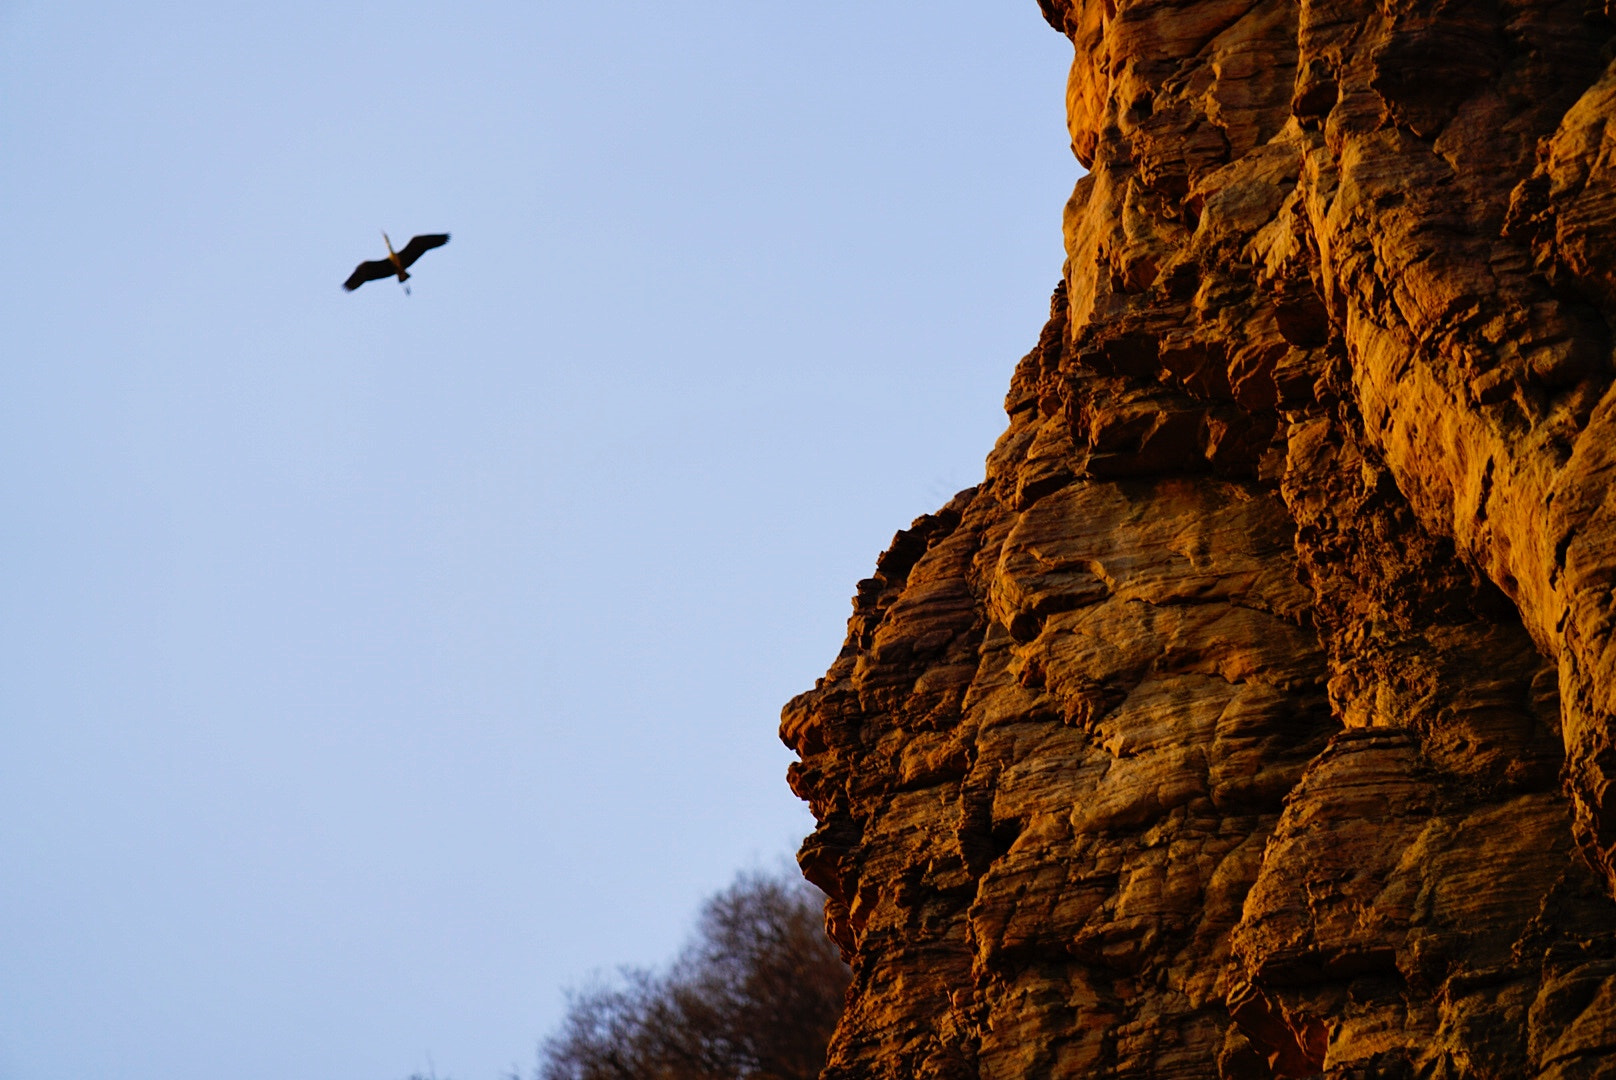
(0, 3, 1075, 1079)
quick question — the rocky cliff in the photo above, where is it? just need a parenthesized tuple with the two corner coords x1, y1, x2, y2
(782, 1, 1616, 1076)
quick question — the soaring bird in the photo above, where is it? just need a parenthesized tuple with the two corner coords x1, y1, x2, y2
(343, 232, 449, 293)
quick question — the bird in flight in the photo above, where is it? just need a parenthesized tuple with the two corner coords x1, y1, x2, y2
(344, 232, 449, 294)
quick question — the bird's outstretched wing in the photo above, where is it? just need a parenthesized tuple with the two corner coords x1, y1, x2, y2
(397, 233, 450, 269)
(344, 259, 397, 291)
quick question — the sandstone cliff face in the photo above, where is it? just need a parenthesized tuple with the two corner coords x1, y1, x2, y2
(783, 1, 1616, 1076)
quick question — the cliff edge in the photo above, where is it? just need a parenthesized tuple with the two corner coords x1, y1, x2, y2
(783, 1, 1616, 1076)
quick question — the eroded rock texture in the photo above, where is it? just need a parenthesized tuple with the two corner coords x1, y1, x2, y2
(783, 1, 1616, 1075)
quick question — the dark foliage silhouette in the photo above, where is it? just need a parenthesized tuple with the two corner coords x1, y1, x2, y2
(539, 870, 849, 1080)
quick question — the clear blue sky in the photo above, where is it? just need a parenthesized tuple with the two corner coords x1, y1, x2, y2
(0, 3, 1074, 1079)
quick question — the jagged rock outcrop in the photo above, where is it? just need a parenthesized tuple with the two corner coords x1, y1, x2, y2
(783, 1, 1616, 1076)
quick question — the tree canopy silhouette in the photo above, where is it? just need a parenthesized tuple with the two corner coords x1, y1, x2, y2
(539, 870, 848, 1080)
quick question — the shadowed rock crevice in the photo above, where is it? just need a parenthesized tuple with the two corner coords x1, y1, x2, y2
(784, 1, 1616, 1076)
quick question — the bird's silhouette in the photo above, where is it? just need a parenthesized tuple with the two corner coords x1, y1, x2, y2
(344, 232, 449, 294)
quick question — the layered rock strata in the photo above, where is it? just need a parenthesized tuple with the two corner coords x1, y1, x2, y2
(783, 1, 1616, 1075)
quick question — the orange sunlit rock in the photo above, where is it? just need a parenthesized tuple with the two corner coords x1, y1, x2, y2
(784, 1, 1616, 1075)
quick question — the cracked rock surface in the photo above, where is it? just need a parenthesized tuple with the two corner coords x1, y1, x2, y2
(783, 0, 1616, 1075)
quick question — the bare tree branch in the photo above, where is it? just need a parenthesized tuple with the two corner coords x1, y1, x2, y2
(539, 870, 849, 1080)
